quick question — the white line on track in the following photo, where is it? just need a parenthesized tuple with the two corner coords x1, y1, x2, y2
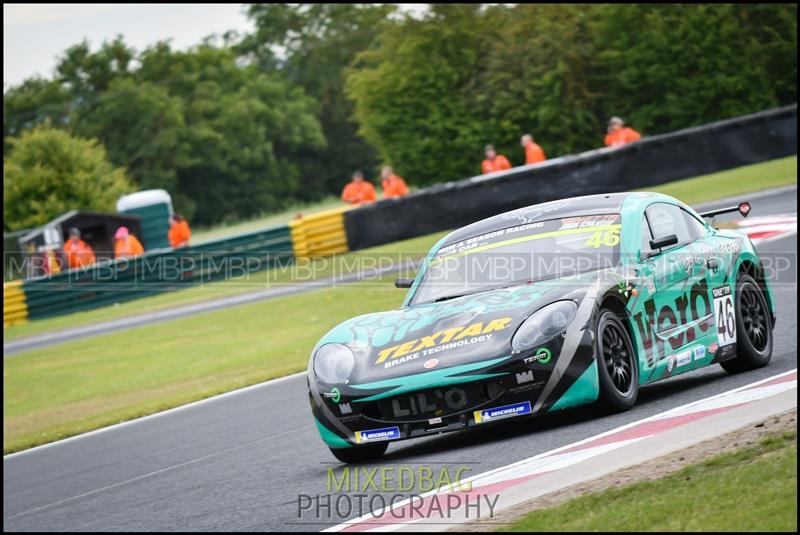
(5, 424, 309, 521)
(323, 368, 797, 532)
(3, 371, 307, 460)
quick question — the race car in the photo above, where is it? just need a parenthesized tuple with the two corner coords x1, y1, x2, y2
(308, 192, 775, 462)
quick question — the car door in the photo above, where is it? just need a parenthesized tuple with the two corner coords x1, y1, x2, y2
(636, 203, 714, 376)
(684, 210, 739, 364)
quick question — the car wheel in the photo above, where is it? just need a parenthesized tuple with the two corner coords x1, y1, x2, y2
(720, 273, 773, 373)
(596, 309, 639, 411)
(329, 442, 388, 464)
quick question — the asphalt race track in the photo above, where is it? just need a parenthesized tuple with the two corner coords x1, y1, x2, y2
(3, 188, 797, 531)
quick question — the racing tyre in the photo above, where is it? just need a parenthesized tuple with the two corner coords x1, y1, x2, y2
(596, 309, 639, 411)
(720, 273, 773, 373)
(329, 442, 388, 464)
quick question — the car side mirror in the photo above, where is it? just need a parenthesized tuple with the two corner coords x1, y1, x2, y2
(649, 234, 678, 250)
(394, 278, 414, 288)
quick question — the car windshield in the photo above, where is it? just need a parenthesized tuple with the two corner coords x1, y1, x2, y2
(411, 214, 622, 305)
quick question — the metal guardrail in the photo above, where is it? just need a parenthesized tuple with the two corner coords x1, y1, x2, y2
(289, 206, 352, 258)
(15, 225, 294, 322)
(3, 280, 28, 327)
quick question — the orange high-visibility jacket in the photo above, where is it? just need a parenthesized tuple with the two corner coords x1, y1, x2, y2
(341, 180, 377, 205)
(524, 142, 547, 165)
(115, 235, 144, 259)
(63, 239, 96, 269)
(604, 127, 642, 147)
(382, 175, 409, 199)
(481, 155, 512, 174)
(168, 220, 192, 248)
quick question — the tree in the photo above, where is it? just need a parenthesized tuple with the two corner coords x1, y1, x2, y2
(479, 4, 602, 156)
(346, 5, 505, 185)
(346, 3, 797, 183)
(81, 78, 187, 197)
(134, 43, 326, 224)
(3, 77, 73, 148)
(4, 125, 134, 231)
(240, 4, 395, 197)
(4, 38, 326, 225)
(590, 4, 797, 136)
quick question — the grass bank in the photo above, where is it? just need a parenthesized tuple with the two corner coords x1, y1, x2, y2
(501, 431, 797, 532)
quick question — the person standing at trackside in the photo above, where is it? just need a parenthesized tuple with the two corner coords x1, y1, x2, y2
(380, 166, 409, 199)
(341, 170, 377, 205)
(521, 134, 547, 165)
(62, 227, 96, 269)
(114, 226, 144, 259)
(168, 213, 192, 249)
(481, 144, 512, 174)
(604, 116, 642, 147)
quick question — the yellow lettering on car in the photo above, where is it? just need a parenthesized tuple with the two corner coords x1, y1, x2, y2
(439, 326, 465, 343)
(430, 224, 622, 266)
(376, 345, 400, 364)
(585, 229, 620, 249)
(454, 322, 483, 340)
(374, 317, 514, 364)
(413, 333, 440, 352)
(482, 317, 511, 333)
(393, 340, 419, 358)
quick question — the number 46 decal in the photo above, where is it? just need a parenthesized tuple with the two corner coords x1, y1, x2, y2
(713, 285, 737, 346)
(585, 229, 620, 249)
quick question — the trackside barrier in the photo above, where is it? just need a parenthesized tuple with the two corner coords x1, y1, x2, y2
(7, 105, 796, 325)
(289, 206, 352, 258)
(20, 225, 294, 321)
(3, 280, 28, 328)
(344, 105, 798, 250)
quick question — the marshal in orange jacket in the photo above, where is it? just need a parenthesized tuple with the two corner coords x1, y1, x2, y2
(168, 220, 192, 248)
(604, 127, 642, 147)
(481, 155, 512, 174)
(115, 234, 145, 259)
(382, 175, 409, 199)
(63, 239, 96, 269)
(342, 180, 377, 205)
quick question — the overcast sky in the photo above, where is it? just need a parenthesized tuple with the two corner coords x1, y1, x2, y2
(4, 4, 253, 88)
(3, 4, 431, 89)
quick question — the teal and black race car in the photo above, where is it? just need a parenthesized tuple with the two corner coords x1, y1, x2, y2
(308, 192, 775, 462)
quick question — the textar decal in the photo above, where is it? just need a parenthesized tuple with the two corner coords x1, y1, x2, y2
(375, 317, 512, 368)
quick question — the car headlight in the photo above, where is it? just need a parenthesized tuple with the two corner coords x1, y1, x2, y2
(511, 301, 578, 352)
(313, 343, 356, 384)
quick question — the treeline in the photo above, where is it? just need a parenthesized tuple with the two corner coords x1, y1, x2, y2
(3, 3, 796, 230)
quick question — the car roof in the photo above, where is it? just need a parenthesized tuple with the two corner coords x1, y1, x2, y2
(441, 192, 633, 247)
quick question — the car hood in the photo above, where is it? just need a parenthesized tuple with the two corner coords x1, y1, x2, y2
(315, 274, 598, 384)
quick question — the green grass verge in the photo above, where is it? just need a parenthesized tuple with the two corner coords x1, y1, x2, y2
(3, 274, 405, 453)
(501, 431, 797, 532)
(190, 196, 344, 243)
(3, 231, 446, 341)
(634, 155, 796, 205)
(3, 156, 797, 453)
(5, 156, 795, 342)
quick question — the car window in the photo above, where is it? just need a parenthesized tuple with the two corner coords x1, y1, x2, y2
(681, 208, 708, 241)
(641, 215, 653, 254)
(645, 203, 697, 247)
(411, 214, 621, 304)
